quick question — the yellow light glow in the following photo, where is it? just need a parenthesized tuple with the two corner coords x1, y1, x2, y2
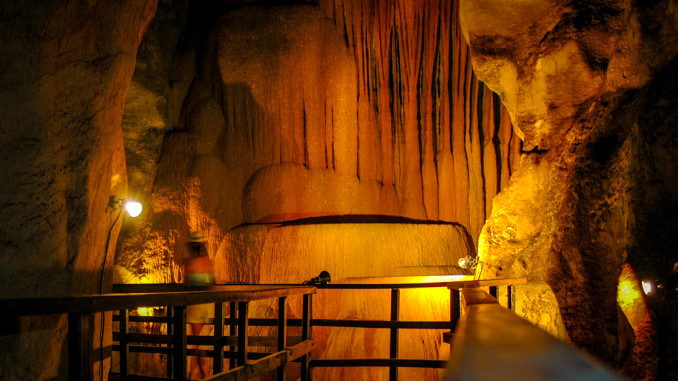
(402, 275, 472, 283)
(137, 307, 153, 316)
(341, 274, 472, 284)
(124, 200, 143, 217)
(618, 278, 641, 309)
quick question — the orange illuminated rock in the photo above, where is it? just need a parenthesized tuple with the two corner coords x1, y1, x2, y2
(214, 218, 475, 381)
(462, 0, 678, 373)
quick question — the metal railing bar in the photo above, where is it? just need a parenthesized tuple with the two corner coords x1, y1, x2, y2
(311, 359, 448, 368)
(389, 289, 399, 381)
(2, 286, 315, 317)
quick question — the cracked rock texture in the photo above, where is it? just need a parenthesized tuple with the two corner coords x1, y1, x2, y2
(0, 1, 157, 380)
(463, 0, 678, 377)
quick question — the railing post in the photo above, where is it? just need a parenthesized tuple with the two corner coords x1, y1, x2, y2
(508, 285, 515, 310)
(301, 293, 312, 381)
(450, 289, 461, 332)
(237, 301, 249, 366)
(166, 306, 173, 377)
(277, 296, 288, 381)
(229, 301, 237, 369)
(68, 313, 88, 381)
(389, 289, 400, 381)
(213, 302, 224, 374)
(119, 309, 129, 380)
(489, 286, 498, 298)
(172, 306, 186, 381)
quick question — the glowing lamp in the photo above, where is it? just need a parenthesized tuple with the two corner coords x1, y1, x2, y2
(107, 196, 142, 217)
(123, 200, 143, 217)
(641, 280, 655, 296)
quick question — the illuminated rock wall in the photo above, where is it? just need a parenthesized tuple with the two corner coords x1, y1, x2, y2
(461, 0, 678, 377)
(121, 0, 520, 274)
(214, 219, 475, 380)
(0, 1, 157, 380)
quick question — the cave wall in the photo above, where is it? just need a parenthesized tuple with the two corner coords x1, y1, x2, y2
(461, 0, 678, 377)
(0, 1, 157, 379)
(117, 0, 520, 279)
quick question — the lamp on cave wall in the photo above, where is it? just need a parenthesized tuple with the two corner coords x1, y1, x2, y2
(303, 271, 331, 286)
(102, 196, 143, 293)
(642, 280, 656, 296)
(107, 195, 143, 217)
(458, 255, 483, 279)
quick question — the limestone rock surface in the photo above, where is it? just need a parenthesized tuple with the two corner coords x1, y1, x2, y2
(462, 0, 678, 375)
(0, 1, 156, 380)
(121, 1, 521, 273)
(214, 218, 475, 381)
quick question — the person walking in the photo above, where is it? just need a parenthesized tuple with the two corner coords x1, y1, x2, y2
(184, 231, 215, 379)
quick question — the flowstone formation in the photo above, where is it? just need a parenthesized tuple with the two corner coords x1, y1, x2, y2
(461, 0, 678, 377)
(214, 218, 475, 381)
(117, 0, 521, 281)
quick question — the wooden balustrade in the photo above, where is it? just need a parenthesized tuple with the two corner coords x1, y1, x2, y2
(7, 278, 603, 381)
(444, 286, 626, 381)
(1, 285, 315, 381)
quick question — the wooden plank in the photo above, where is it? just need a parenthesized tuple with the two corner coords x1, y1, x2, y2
(204, 350, 288, 381)
(311, 359, 447, 368)
(447, 278, 527, 290)
(237, 302, 249, 366)
(119, 309, 129, 380)
(312, 318, 452, 329)
(286, 339, 314, 362)
(112, 344, 173, 355)
(228, 302, 237, 369)
(1, 285, 315, 317)
(172, 306, 186, 381)
(389, 289, 399, 381)
(300, 294, 312, 381)
(444, 290, 624, 381)
(450, 289, 461, 333)
(68, 313, 86, 381)
(277, 297, 287, 381)
(461, 288, 499, 306)
(213, 302, 224, 374)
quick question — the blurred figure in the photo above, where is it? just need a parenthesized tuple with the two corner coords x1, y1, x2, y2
(184, 232, 215, 379)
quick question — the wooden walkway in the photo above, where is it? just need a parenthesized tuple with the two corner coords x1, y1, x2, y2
(1, 277, 627, 380)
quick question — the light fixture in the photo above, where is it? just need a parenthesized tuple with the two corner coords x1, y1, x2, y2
(107, 196, 143, 217)
(303, 271, 331, 285)
(458, 255, 483, 279)
(642, 280, 655, 296)
(458, 255, 479, 271)
(101, 195, 143, 293)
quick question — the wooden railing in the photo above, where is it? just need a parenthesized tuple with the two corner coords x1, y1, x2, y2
(9, 278, 601, 381)
(1, 285, 315, 381)
(111, 277, 528, 380)
(307, 276, 526, 381)
(444, 286, 626, 381)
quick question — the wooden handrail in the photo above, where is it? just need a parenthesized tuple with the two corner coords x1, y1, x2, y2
(1, 285, 315, 317)
(444, 286, 626, 381)
(0, 285, 316, 381)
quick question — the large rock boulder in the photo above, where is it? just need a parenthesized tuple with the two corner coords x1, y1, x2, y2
(461, 0, 678, 376)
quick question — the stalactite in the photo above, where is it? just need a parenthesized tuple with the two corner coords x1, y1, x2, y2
(319, 0, 518, 239)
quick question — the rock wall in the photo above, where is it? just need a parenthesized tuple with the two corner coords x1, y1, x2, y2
(462, 0, 678, 377)
(118, 0, 520, 277)
(0, 1, 157, 379)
